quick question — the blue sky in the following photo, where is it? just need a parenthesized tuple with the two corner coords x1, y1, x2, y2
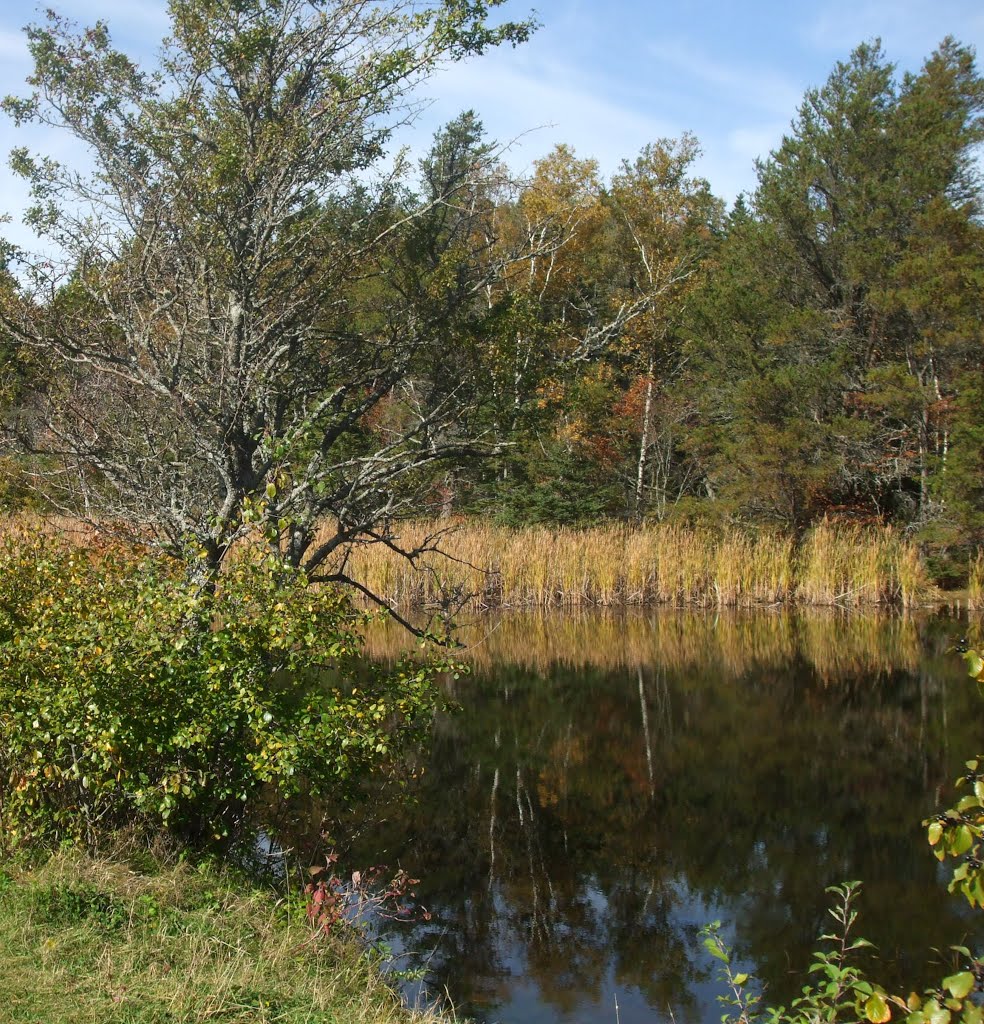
(1, 0, 982, 251)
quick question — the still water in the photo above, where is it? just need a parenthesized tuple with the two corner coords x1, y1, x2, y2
(304, 610, 983, 1023)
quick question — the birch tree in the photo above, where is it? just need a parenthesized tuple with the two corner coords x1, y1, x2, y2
(606, 135, 720, 518)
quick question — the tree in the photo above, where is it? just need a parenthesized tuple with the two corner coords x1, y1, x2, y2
(605, 134, 721, 518)
(686, 39, 984, 531)
(466, 143, 616, 520)
(0, 0, 532, 601)
(0, 269, 38, 509)
(459, 140, 722, 525)
(684, 204, 855, 528)
(757, 40, 984, 523)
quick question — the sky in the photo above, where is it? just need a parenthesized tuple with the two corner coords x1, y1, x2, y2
(0, 0, 982, 252)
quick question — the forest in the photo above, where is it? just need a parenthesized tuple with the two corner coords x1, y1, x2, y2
(0, 6, 981, 593)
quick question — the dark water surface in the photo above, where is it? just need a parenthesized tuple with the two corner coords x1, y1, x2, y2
(304, 611, 983, 1023)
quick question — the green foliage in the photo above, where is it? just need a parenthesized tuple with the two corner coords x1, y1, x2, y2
(705, 882, 984, 1023)
(684, 38, 984, 537)
(703, 883, 895, 1024)
(0, 541, 445, 850)
(943, 371, 984, 541)
(925, 643, 984, 907)
(31, 882, 129, 932)
(473, 439, 626, 527)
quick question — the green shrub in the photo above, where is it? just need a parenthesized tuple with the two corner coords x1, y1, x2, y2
(0, 541, 444, 850)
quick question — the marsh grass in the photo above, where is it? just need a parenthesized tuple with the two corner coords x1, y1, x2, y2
(0, 847, 447, 1024)
(969, 551, 984, 612)
(1, 513, 943, 608)
(332, 519, 937, 610)
(796, 523, 935, 608)
(0, 512, 100, 548)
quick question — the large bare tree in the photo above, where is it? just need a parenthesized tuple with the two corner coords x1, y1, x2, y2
(0, 0, 532, 603)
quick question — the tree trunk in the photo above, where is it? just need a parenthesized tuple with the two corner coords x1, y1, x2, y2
(635, 355, 656, 518)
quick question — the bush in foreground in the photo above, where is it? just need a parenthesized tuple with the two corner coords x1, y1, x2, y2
(705, 639, 984, 1024)
(0, 541, 445, 850)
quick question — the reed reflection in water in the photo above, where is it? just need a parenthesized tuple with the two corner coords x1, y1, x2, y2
(294, 611, 981, 1024)
(366, 607, 923, 682)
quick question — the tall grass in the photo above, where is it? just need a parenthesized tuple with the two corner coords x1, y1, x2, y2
(1, 513, 940, 608)
(969, 550, 984, 612)
(330, 519, 937, 610)
(796, 523, 934, 608)
(0, 512, 102, 547)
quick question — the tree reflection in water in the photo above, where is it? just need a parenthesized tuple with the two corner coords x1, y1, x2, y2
(283, 611, 983, 1024)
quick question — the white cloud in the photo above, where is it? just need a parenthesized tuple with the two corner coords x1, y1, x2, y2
(727, 125, 787, 166)
(804, 0, 984, 61)
(412, 49, 680, 176)
(646, 37, 803, 119)
(695, 123, 790, 203)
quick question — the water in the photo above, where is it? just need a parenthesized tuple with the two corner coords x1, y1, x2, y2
(282, 609, 984, 1023)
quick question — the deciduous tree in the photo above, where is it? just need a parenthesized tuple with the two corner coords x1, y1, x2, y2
(0, 0, 532, 601)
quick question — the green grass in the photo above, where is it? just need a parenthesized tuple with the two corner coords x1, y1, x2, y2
(0, 846, 447, 1024)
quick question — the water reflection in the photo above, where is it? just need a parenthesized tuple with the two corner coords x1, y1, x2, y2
(286, 610, 982, 1024)
(365, 607, 924, 681)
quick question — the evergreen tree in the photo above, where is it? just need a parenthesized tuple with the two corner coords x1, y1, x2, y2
(686, 39, 984, 533)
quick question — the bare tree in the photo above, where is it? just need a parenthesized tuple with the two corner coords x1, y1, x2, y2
(0, 0, 533, 601)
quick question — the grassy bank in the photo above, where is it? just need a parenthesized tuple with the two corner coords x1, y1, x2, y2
(0, 846, 443, 1024)
(334, 520, 941, 610)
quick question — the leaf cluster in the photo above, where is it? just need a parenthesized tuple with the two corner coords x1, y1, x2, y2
(703, 883, 897, 1024)
(925, 648, 984, 907)
(0, 540, 445, 850)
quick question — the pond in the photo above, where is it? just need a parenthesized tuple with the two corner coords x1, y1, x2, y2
(282, 609, 984, 1024)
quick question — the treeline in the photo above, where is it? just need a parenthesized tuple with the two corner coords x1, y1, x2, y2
(433, 39, 984, 553)
(0, 27, 981, 582)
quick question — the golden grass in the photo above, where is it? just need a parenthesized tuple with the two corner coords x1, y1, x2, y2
(0, 511, 102, 547)
(329, 519, 938, 610)
(796, 523, 935, 608)
(0, 513, 941, 609)
(969, 550, 984, 613)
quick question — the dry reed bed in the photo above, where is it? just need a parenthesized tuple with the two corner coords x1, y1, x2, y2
(334, 521, 938, 610)
(970, 551, 984, 611)
(0, 514, 953, 610)
(0, 512, 103, 546)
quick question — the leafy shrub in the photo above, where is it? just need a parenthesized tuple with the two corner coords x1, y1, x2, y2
(0, 541, 445, 849)
(927, 642, 984, 909)
(703, 883, 897, 1024)
(706, 881, 984, 1023)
